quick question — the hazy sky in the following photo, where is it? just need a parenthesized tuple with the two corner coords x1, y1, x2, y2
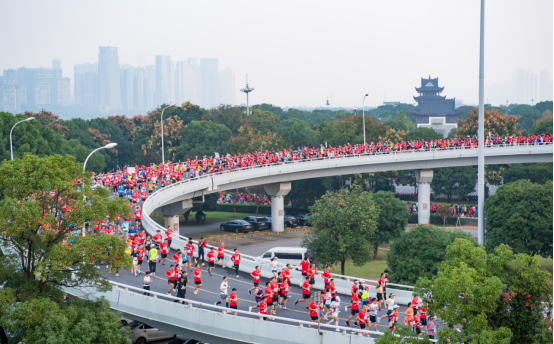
(1, 0, 552, 108)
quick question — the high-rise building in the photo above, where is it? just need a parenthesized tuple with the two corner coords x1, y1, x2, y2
(539, 70, 553, 102)
(74, 62, 97, 106)
(120, 65, 133, 110)
(219, 66, 235, 106)
(98, 46, 121, 110)
(201, 58, 218, 109)
(155, 55, 171, 106)
(52, 59, 61, 70)
(133, 67, 144, 110)
(137, 52, 146, 68)
(144, 65, 156, 109)
(1, 69, 27, 112)
(175, 62, 183, 106)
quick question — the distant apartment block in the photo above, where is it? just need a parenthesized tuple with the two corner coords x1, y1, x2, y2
(201, 58, 218, 109)
(98, 46, 121, 110)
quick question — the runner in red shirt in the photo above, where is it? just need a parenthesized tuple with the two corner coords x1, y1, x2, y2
(249, 266, 261, 294)
(228, 288, 238, 316)
(217, 243, 225, 268)
(193, 264, 203, 295)
(173, 250, 181, 269)
(269, 277, 279, 315)
(356, 304, 369, 336)
(134, 207, 142, 229)
(294, 280, 312, 309)
(166, 264, 178, 294)
(132, 191, 138, 204)
(140, 190, 147, 201)
(346, 292, 361, 327)
(185, 241, 195, 271)
(309, 301, 319, 326)
(165, 226, 173, 246)
(107, 226, 115, 236)
(159, 239, 169, 265)
(251, 296, 268, 321)
(322, 266, 332, 288)
(138, 230, 147, 244)
(307, 264, 316, 289)
(153, 230, 163, 248)
(231, 248, 241, 278)
(206, 247, 216, 276)
(279, 277, 290, 309)
(136, 245, 145, 275)
(300, 257, 310, 284)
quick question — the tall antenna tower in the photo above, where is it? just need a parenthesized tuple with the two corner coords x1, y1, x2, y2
(325, 97, 330, 107)
(240, 75, 255, 115)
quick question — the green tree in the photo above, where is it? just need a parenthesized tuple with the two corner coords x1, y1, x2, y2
(485, 179, 553, 257)
(301, 185, 378, 275)
(384, 110, 415, 132)
(532, 118, 553, 135)
(371, 191, 409, 259)
(1, 296, 130, 344)
(375, 326, 433, 343)
(386, 226, 475, 285)
(403, 127, 443, 141)
(415, 239, 552, 344)
(0, 154, 131, 342)
(278, 117, 317, 148)
(502, 163, 553, 185)
(430, 166, 477, 203)
(435, 204, 452, 226)
(176, 120, 232, 160)
(533, 100, 553, 114)
(285, 177, 329, 211)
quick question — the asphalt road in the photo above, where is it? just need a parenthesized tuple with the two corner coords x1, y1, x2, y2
(107, 185, 446, 337)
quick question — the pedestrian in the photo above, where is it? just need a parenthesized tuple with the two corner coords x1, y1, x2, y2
(427, 316, 436, 339)
(185, 240, 195, 271)
(228, 288, 238, 315)
(207, 247, 216, 276)
(159, 239, 169, 265)
(345, 290, 361, 327)
(198, 237, 207, 266)
(279, 277, 290, 309)
(327, 296, 341, 331)
(143, 271, 152, 296)
(217, 242, 225, 268)
(166, 264, 178, 295)
(215, 276, 230, 308)
(380, 293, 397, 322)
(294, 279, 312, 310)
(356, 303, 369, 337)
(270, 257, 278, 278)
(148, 246, 158, 275)
(176, 274, 187, 302)
(300, 256, 310, 284)
(231, 248, 241, 278)
(250, 295, 268, 321)
(308, 300, 319, 327)
(193, 263, 203, 295)
(368, 298, 379, 331)
(249, 266, 261, 294)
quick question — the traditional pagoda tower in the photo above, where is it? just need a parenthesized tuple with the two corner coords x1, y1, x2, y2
(409, 76, 462, 138)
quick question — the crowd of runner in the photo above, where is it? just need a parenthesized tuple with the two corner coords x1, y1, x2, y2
(76, 134, 551, 337)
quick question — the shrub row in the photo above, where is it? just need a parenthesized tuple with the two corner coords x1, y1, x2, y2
(214, 203, 293, 215)
(408, 213, 465, 226)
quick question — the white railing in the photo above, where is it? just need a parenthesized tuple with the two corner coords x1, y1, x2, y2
(65, 280, 437, 342)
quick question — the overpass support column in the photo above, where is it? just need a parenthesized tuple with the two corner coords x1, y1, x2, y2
(264, 182, 291, 232)
(155, 199, 193, 235)
(415, 169, 433, 225)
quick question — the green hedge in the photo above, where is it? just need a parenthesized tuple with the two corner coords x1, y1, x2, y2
(214, 203, 293, 215)
(408, 213, 465, 226)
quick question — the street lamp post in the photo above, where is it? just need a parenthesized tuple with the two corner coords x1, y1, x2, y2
(362, 94, 368, 147)
(82, 142, 118, 236)
(477, 0, 485, 246)
(160, 104, 175, 165)
(10, 117, 35, 160)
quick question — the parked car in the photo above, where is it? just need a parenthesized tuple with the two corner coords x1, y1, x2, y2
(284, 215, 298, 227)
(266, 217, 272, 229)
(220, 220, 254, 233)
(296, 214, 312, 226)
(119, 317, 133, 326)
(126, 321, 175, 344)
(258, 247, 308, 267)
(243, 216, 270, 230)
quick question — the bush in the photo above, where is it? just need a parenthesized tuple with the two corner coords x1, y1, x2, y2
(407, 213, 464, 226)
(213, 203, 293, 215)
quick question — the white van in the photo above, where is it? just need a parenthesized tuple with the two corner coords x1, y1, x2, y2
(257, 247, 309, 268)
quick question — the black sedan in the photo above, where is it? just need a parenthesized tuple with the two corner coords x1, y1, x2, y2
(284, 215, 298, 228)
(243, 216, 270, 230)
(296, 214, 312, 226)
(220, 220, 254, 233)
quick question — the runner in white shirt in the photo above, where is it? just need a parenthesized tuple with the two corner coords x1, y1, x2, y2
(328, 296, 341, 331)
(368, 298, 380, 331)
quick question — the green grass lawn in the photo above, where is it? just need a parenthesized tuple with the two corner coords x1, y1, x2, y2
(150, 211, 260, 226)
(330, 250, 389, 281)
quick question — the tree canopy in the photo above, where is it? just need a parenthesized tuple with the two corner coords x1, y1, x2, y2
(386, 226, 475, 285)
(415, 239, 552, 344)
(371, 191, 409, 258)
(485, 179, 553, 257)
(403, 127, 443, 141)
(301, 184, 378, 275)
(454, 108, 521, 138)
(0, 154, 132, 343)
(430, 166, 477, 203)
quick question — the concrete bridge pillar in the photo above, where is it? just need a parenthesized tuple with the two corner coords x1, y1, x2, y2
(415, 169, 433, 225)
(155, 199, 193, 234)
(264, 182, 291, 232)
